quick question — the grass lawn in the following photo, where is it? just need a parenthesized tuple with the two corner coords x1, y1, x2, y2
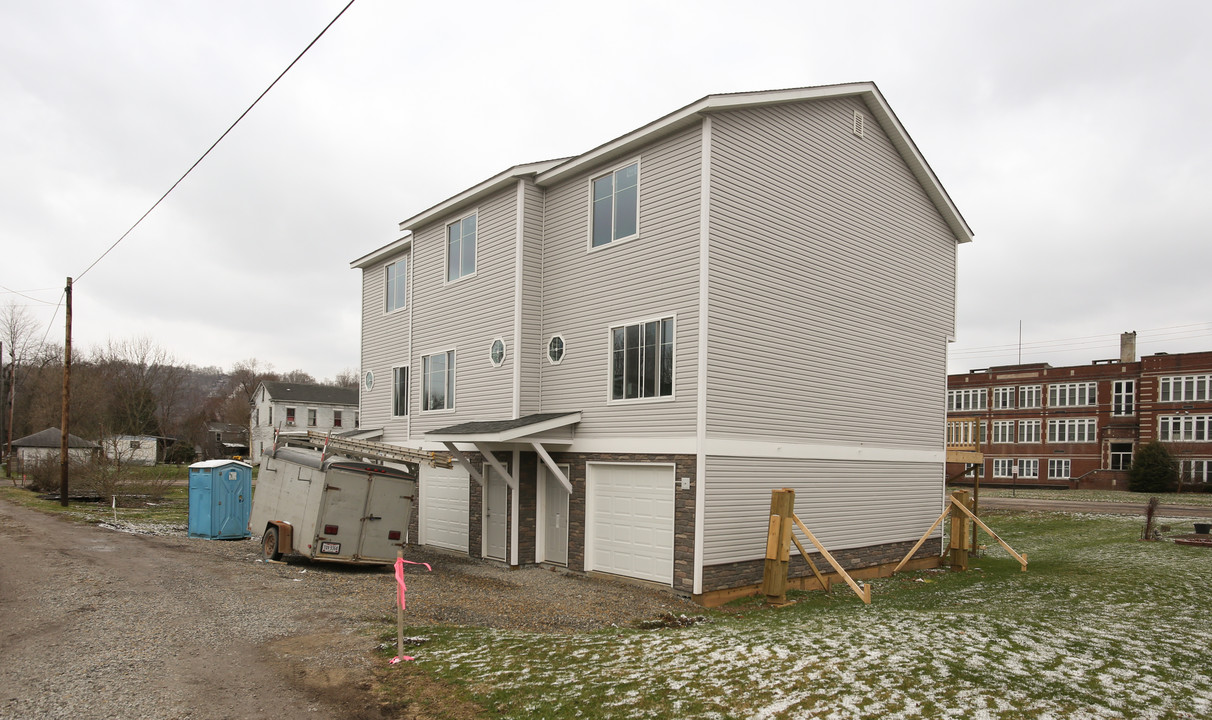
(976, 487, 1212, 507)
(0, 480, 189, 529)
(389, 513, 1212, 719)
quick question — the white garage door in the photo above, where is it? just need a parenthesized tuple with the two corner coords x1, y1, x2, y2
(419, 464, 469, 553)
(587, 463, 675, 585)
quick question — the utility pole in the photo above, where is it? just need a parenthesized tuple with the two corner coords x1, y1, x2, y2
(1, 339, 6, 478)
(59, 277, 72, 506)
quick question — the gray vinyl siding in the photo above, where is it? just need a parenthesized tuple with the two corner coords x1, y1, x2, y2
(520, 179, 545, 415)
(539, 125, 703, 437)
(706, 98, 957, 447)
(359, 250, 411, 444)
(408, 187, 519, 438)
(702, 455, 943, 565)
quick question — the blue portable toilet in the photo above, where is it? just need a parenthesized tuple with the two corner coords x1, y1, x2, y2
(188, 460, 252, 539)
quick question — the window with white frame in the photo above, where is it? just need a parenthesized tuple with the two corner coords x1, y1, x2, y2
(948, 388, 988, 412)
(392, 366, 409, 417)
(1048, 382, 1097, 407)
(992, 386, 1015, 409)
(1159, 374, 1211, 403)
(1048, 459, 1070, 479)
(286, 407, 296, 426)
(333, 410, 343, 428)
(993, 459, 1014, 478)
(422, 351, 455, 411)
(446, 213, 476, 282)
(385, 258, 407, 312)
(547, 335, 565, 364)
(980, 421, 987, 444)
(1180, 459, 1211, 483)
(610, 316, 673, 401)
(1047, 418, 1097, 443)
(1018, 420, 1041, 443)
(992, 421, 1015, 444)
(591, 161, 639, 248)
(1110, 443, 1133, 470)
(1158, 415, 1210, 442)
(1019, 459, 1039, 479)
(1112, 379, 1135, 416)
(307, 408, 317, 427)
(1019, 385, 1042, 409)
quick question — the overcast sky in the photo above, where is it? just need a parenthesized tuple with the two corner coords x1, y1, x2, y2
(2, 0, 1210, 382)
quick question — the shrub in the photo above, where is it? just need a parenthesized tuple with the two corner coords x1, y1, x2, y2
(1129, 441, 1179, 493)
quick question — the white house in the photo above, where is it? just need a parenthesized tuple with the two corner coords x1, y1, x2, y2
(11, 427, 99, 472)
(103, 434, 158, 466)
(249, 381, 359, 464)
(350, 83, 971, 603)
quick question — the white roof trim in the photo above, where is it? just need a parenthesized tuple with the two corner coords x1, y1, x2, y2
(396, 159, 568, 234)
(351, 234, 412, 270)
(425, 411, 582, 443)
(534, 82, 971, 243)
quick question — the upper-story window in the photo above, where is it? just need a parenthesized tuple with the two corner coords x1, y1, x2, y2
(385, 258, 407, 312)
(1048, 382, 1096, 408)
(591, 161, 639, 248)
(393, 366, 409, 417)
(947, 388, 987, 412)
(333, 410, 343, 428)
(1018, 420, 1041, 443)
(991, 421, 1014, 444)
(1112, 379, 1136, 416)
(307, 408, 317, 427)
(1047, 418, 1097, 443)
(1159, 415, 1210, 442)
(1159, 374, 1210, 403)
(610, 316, 673, 401)
(1019, 385, 1041, 409)
(286, 407, 296, 426)
(422, 350, 456, 411)
(992, 387, 1015, 410)
(446, 213, 477, 282)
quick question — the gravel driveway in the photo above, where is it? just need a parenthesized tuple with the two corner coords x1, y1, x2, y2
(0, 499, 698, 719)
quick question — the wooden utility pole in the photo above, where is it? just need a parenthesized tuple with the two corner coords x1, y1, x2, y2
(59, 277, 72, 506)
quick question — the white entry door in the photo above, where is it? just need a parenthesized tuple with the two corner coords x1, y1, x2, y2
(485, 466, 508, 561)
(541, 464, 570, 566)
(586, 463, 675, 584)
(419, 464, 469, 553)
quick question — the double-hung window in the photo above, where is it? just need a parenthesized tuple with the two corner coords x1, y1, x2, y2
(1018, 420, 1041, 444)
(1049, 459, 1071, 479)
(992, 387, 1015, 409)
(385, 258, 407, 312)
(1047, 418, 1097, 443)
(333, 410, 343, 428)
(447, 213, 476, 282)
(947, 388, 987, 412)
(1018, 459, 1039, 479)
(1159, 415, 1210, 442)
(422, 351, 456, 411)
(1048, 382, 1096, 408)
(392, 366, 409, 417)
(991, 421, 1015, 444)
(610, 316, 673, 401)
(1019, 385, 1041, 409)
(1159, 374, 1211, 403)
(1112, 379, 1135, 416)
(307, 408, 317, 427)
(591, 161, 639, 248)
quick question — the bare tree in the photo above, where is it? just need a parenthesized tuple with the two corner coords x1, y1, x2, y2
(228, 358, 277, 406)
(279, 369, 317, 385)
(330, 368, 359, 389)
(2, 303, 40, 475)
(94, 337, 184, 437)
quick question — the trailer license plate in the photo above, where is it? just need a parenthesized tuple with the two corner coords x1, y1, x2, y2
(320, 541, 341, 555)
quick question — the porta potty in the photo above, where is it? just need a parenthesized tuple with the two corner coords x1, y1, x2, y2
(188, 460, 252, 539)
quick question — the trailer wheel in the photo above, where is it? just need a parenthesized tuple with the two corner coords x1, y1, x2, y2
(262, 526, 282, 561)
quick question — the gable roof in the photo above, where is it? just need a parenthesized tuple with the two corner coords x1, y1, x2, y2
(12, 428, 98, 449)
(362, 82, 970, 255)
(257, 381, 358, 407)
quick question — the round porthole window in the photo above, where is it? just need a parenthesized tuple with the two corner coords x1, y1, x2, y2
(547, 335, 565, 364)
(490, 338, 506, 367)
(364, 370, 374, 391)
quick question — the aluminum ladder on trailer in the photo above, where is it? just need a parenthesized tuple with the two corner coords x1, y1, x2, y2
(275, 429, 453, 468)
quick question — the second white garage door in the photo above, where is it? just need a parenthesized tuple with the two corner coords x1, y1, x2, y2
(419, 464, 469, 553)
(586, 463, 675, 585)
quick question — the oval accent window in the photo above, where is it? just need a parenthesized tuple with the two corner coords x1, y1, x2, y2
(364, 370, 375, 391)
(490, 338, 506, 367)
(547, 335, 565, 364)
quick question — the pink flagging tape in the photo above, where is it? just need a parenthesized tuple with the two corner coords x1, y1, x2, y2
(389, 656, 414, 664)
(394, 557, 432, 610)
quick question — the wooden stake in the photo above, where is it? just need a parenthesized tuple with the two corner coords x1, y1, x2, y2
(790, 514, 871, 604)
(949, 497, 1028, 571)
(893, 504, 950, 574)
(760, 489, 795, 605)
(949, 489, 970, 570)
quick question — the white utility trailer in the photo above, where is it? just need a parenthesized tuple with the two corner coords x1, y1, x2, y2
(251, 446, 418, 565)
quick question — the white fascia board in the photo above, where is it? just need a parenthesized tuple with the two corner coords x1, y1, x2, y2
(535, 83, 876, 187)
(396, 159, 568, 234)
(425, 412, 582, 444)
(350, 234, 412, 270)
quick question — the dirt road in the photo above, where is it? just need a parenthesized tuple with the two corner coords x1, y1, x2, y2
(0, 500, 390, 720)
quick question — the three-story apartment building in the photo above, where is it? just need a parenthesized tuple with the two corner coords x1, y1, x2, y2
(352, 83, 972, 602)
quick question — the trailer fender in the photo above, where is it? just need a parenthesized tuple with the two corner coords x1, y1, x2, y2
(264, 521, 294, 555)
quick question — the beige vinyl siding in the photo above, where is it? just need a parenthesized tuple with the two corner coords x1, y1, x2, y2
(409, 187, 519, 438)
(706, 98, 957, 447)
(539, 125, 703, 437)
(520, 179, 545, 415)
(359, 250, 411, 443)
(702, 455, 942, 565)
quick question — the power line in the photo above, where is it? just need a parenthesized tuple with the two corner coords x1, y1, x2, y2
(75, 0, 358, 283)
(950, 322, 1212, 358)
(0, 284, 59, 305)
